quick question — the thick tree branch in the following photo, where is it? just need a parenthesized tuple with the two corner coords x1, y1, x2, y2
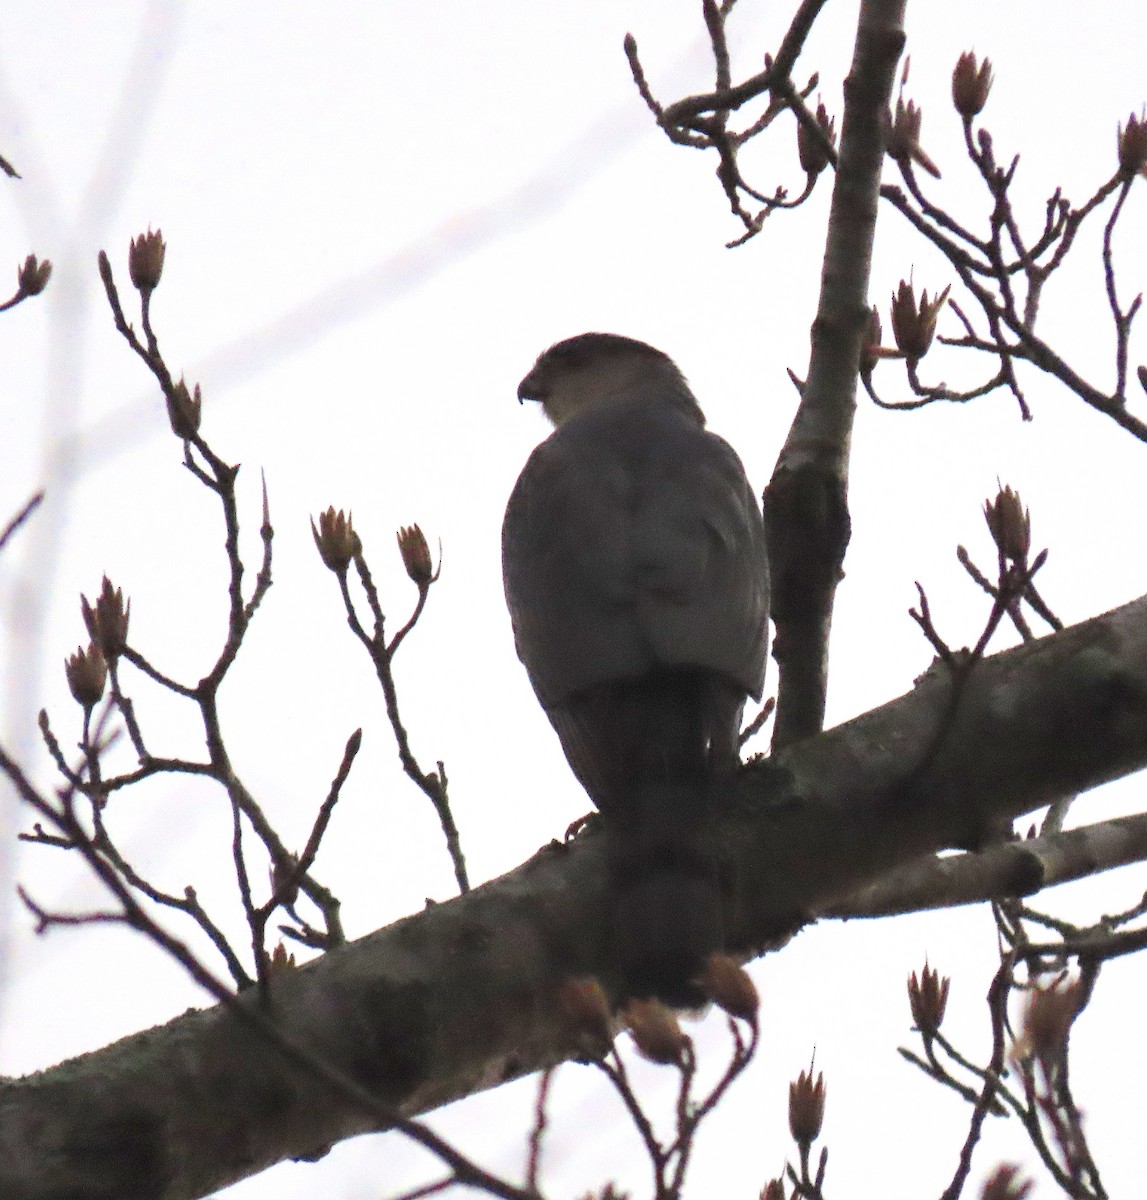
(829, 811, 1147, 919)
(764, 0, 906, 749)
(4, 592, 1147, 1199)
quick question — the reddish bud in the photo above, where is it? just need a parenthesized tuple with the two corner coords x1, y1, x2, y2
(396, 524, 435, 586)
(1118, 111, 1147, 179)
(81, 577, 130, 662)
(890, 279, 950, 361)
(760, 1181, 786, 1200)
(983, 485, 1031, 564)
(698, 954, 759, 1024)
(980, 1164, 1034, 1200)
(797, 100, 836, 177)
(579, 1186, 629, 1200)
(557, 977, 614, 1056)
(311, 507, 361, 574)
(128, 229, 166, 292)
(65, 643, 107, 709)
(623, 998, 690, 1066)
(885, 97, 941, 178)
(267, 942, 296, 974)
(788, 1066, 826, 1149)
(269, 853, 300, 908)
(1020, 978, 1084, 1073)
(952, 52, 993, 118)
(907, 961, 950, 1039)
(17, 253, 51, 297)
(166, 377, 202, 439)
(860, 305, 883, 376)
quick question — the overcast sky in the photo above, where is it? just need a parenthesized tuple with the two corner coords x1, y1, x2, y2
(1, 3, 1145, 1197)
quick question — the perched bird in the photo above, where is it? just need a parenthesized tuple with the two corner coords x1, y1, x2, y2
(502, 333, 769, 1004)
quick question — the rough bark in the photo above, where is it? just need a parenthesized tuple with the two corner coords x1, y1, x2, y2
(5, 593, 1147, 1200)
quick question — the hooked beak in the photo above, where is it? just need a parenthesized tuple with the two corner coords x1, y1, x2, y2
(517, 366, 545, 405)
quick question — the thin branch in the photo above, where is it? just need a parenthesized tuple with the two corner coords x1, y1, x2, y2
(329, 550, 469, 895)
(525, 1067, 555, 1194)
(261, 729, 362, 925)
(1, 745, 536, 1200)
(0, 490, 43, 553)
(938, 958, 1013, 1200)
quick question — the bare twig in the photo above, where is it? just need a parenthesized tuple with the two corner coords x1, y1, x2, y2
(0, 490, 43, 553)
(525, 1067, 555, 1194)
(327, 547, 469, 895)
(872, 102, 1147, 439)
(626, 0, 832, 241)
(2, 745, 536, 1200)
(938, 958, 1012, 1200)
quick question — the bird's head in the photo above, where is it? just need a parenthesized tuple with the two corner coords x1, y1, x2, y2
(518, 332, 704, 427)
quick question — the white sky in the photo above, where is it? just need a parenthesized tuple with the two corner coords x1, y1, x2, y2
(0, 2, 1145, 1197)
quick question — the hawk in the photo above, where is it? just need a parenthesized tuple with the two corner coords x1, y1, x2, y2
(503, 333, 769, 1003)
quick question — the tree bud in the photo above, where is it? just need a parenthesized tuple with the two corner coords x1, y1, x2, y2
(788, 1066, 825, 1149)
(951, 52, 993, 118)
(1117, 111, 1147, 179)
(980, 1164, 1034, 1200)
(311, 507, 361, 574)
(907, 961, 950, 1038)
(885, 97, 941, 178)
(698, 953, 759, 1024)
(17, 253, 51, 296)
(128, 229, 166, 292)
(556, 977, 614, 1055)
(623, 998, 689, 1066)
(269, 853, 300, 908)
(890, 279, 950, 361)
(983, 485, 1030, 564)
(81, 577, 130, 662)
(579, 1186, 628, 1200)
(860, 305, 883, 376)
(267, 942, 296, 974)
(65, 643, 107, 709)
(396, 524, 435, 586)
(797, 100, 836, 177)
(166, 378, 202, 439)
(1021, 978, 1083, 1073)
